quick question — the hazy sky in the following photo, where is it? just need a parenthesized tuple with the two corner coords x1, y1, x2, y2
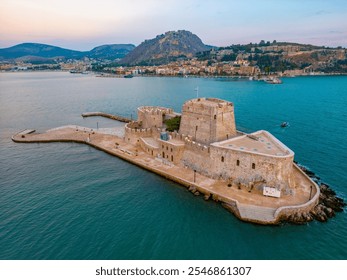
(1, 0, 347, 50)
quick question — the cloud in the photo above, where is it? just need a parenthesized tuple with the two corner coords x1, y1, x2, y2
(1, 0, 347, 49)
(329, 30, 343, 34)
(315, 10, 330, 15)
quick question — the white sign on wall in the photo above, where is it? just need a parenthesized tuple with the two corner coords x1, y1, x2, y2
(263, 186, 281, 198)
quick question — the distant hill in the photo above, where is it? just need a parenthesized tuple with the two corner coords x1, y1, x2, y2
(88, 44, 135, 60)
(120, 30, 211, 65)
(0, 43, 83, 61)
(0, 43, 135, 62)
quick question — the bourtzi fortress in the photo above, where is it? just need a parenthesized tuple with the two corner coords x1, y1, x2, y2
(12, 97, 321, 224)
(126, 98, 296, 197)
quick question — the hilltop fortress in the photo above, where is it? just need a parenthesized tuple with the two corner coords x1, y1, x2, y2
(13, 97, 328, 225)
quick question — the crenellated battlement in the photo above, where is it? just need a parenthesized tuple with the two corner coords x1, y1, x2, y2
(137, 106, 174, 129)
(138, 106, 173, 115)
(179, 97, 237, 144)
(184, 137, 210, 154)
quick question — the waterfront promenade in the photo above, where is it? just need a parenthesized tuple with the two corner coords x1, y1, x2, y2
(12, 125, 319, 224)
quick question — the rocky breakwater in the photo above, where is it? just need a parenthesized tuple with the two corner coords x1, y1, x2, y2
(287, 164, 346, 224)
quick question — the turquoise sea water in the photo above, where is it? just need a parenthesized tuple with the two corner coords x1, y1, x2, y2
(0, 72, 346, 260)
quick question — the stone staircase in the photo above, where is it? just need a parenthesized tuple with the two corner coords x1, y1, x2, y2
(237, 204, 277, 223)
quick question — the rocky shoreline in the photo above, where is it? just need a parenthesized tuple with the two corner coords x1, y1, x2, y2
(286, 163, 346, 224)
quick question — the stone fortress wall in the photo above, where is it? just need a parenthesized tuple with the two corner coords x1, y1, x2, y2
(125, 106, 173, 145)
(179, 98, 237, 144)
(13, 97, 327, 224)
(124, 97, 302, 197)
(158, 138, 185, 165)
(208, 145, 294, 190)
(138, 106, 173, 129)
(124, 123, 152, 145)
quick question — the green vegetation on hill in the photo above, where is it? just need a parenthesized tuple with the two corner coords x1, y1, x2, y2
(2, 35, 346, 74)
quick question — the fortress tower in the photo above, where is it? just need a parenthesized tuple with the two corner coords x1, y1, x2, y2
(179, 98, 237, 144)
(137, 106, 173, 128)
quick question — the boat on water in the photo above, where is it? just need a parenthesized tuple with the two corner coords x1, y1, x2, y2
(264, 76, 282, 84)
(281, 122, 289, 127)
(69, 70, 89, 74)
(124, 74, 133, 78)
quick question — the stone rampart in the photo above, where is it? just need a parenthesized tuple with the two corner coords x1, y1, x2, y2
(124, 122, 153, 145)
(137, 106, 173, 129)
(274, 164, 320, 220)
(139, 137, 159, 157)
(208, 145, 294, 189)
(184, 137, 210, 154)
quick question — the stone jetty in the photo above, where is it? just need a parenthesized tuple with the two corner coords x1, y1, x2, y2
(82, 112, 132, 123)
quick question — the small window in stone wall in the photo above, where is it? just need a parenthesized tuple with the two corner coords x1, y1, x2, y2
(252, 163, 256, 169)
(214, 115, 216, 119)
(221, 156, 224, 162)
(166, 146, 168, 150)
(236, 159, 240, 166)
(171, 148, 173, 152)
(171, 155, 173, 161)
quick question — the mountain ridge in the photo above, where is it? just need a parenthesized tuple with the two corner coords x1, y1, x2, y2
(120, 30, 211, 66)
(0, 43, 135, 61)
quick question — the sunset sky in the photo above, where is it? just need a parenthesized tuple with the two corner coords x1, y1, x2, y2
(1, 0, 346, 50)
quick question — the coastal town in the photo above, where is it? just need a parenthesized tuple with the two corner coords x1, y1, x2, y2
(1, 39, 347, 78)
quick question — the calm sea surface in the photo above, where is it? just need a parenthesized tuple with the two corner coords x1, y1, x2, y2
(0, 72, 346, 259)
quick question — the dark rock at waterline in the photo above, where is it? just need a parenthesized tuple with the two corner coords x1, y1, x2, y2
(296, 163, 314, 176)
(311, 204, 328, 222)
(296, 163, 345, 223)
(287, 212, 314, 224)
(320, 183, 336, 196)
(318, 183, 346, 212)
(323, 207, 335, 218)
(321, 196, 345, 212)
(302, 212, 314, 222)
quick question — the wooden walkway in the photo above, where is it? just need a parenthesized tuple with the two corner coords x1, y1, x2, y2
(81, 112, 132, 123)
